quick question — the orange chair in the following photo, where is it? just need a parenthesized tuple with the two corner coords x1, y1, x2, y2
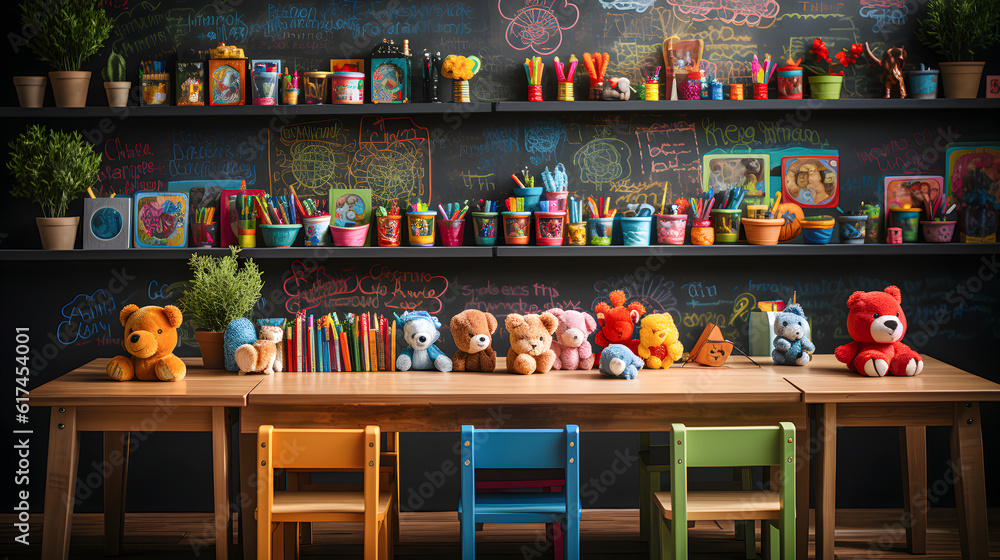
(256, 425, 396, 560)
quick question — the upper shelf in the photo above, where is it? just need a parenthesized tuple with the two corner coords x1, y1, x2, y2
(0, 102, 492, 118)
(495, 98, 1000, 112)
(0, 246, 494, 260)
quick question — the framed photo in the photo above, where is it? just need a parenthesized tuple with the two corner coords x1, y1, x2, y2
(220, 189, 266, 248)
(176, 61, 205, 106)
(883, 176, 944, 210)
(662, 36, 703, 79)
(945, 145, 1000, 203)
(208, 59, 246, 106)
(331, 59, 365, 73)
(329, 188, 372, 227)
(134, 192, 188, 248)
(780, 156, 839, 208)
(702, 154, 770, 199)
(83, 197, 131, 250)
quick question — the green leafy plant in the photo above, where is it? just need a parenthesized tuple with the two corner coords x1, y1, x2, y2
(916, 0, 1000, 62)
(178, 247, 265, 333)
(7, 124, 101, 218)
(20, 0, 114, 72)
(101, 50, 126, 82)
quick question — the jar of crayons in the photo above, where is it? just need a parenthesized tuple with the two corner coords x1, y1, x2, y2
(710, 209, 741, 244)
(691, 220, 715, 245)
(471, 212, 498, 246)
(502, 212, 531, 245)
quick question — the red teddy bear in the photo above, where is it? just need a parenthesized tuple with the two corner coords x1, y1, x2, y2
(594, 290, 645, 360)
(834, 285, 924, 377)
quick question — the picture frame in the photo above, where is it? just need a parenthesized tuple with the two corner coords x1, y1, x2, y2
(133, 192, 188, 248)
(662, 36, 703, 79)
(883, 175, 944, 210)
(331, 59, 365, 74)
(208, 58, 247, 106)
(220, 189, 266, 248)
(702, 153, 770, 199)
(176, 61, 205, 106)
(329, 188, 373, 232)
(83, 197, 131, 250)
(987, 75, 1000, 99)
(780, 155, 839, 208)
(945, 144, 1000, 203)
(370, 41, 409, 103)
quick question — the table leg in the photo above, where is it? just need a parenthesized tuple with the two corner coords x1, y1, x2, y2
(814, 403, 837, 560)
(240, 432, 257, 560)
(212, 407, 231, 560)
(899, 426, 926, 555)
(41, 406, 80, 560)
(951, 402, 988, 560)
(103, 431, 130, 556)
(795, 425, 810, 560)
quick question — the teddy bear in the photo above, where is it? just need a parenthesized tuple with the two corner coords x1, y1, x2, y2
(546, 308, 598, 370)
(506, 312, 558, 375)
(834, 285, 924, 377)
(395, 311, 453, 372)
(107, 304, 186, 382)
(234, 325, 284, 375)
(601, 77, 631, 100)
(594, 290, 646, 360)
(450, 309, 498, 372)
(599, 343, 644, 379)
(637, 313, 684, 369)
(771, 304, 816, 366)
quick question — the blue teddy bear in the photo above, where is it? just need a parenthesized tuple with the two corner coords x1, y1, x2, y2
(395, 311, 453, 372)
(599, 343, 644, 380)
(772, 304, 816, 366)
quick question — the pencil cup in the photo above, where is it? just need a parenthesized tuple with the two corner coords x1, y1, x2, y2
(710, 209, 741, 244)
(888, 208, 919, 243)
(471, 212, 498, 246)
(501, 212, 531, 245)
(376, 215, 401, 247)
(865, 215, 881, 244)
(252, 71, 279, 105)
(557, 82, 574, 101)
(838, 215, 868, 244)
(283, 87, 299, 105)
(193, 222, 218, 247)
(920, 220, 956, 243)
(655, 214, 686, 245)
(753, 83, 768, 100)
(528, 84, 542, 102)
(566, 222, 587, 245)
(535, 211, 566, 246)
(259, 224, 301, 247)
(588, 217, 614, 246)
(589, 81, 602, 100)
(644, 81, 659, 101)
(303, 215, 332, 247)
(620, 216, 652, 246)
(438, 218, 466, 247)
(513, 186, 543, 213)
(543, 190, 569, 211)
(691, 220, 715, 245)
(237, 218, 256, 248)
(407, 212, 436, 246)
(730, 84, 743, 100)
(330, 223, 370, 247)
(303, 72, 331, 104)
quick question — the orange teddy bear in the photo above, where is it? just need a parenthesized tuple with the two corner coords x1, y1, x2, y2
(594, 290, 645, 360)
(107, 304, 187, 382)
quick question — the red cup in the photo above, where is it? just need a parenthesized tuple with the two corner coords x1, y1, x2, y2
(438, 219, 465, 246)
(754, 83, 768, 100)
(528, 84, 542, 102)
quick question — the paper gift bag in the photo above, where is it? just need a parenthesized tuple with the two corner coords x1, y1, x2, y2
(749, 311, 811, 357)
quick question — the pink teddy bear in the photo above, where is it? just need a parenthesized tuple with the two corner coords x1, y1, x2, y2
(546, 308, 599, 370)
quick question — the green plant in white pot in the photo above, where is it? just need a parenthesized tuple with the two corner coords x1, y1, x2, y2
(102, 50, 130, 107)
(7, 124, 101, 249)
(19, 0, 114, 108)
(916, 0, 1000, 98)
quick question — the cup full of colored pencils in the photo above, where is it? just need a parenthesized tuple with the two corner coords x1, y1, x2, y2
(192, 207, 217, 247)
(375, 202, 402, 247)
(586, 195, 616, 245)
(554, 55, 578, 101)
(471, 199, 499, 246)
(525, 56, 544, 101)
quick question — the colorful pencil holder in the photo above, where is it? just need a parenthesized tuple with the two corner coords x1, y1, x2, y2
(534, 211, 566, 246)
(776, 66, 803, 99)
(905, 69, 939, 99)
(644, 81, 659, 101)
(303, 72, 331, 104)
(589, 81, 602, 100)
(251, 71, 279, 105)
(566, 222, 587, 245)
(438, 218, 466, 247)
(921, 220, 956, 243)
(620, 216, 652, 246)
(710, 209, 741, 244)
(800, 216, 835, 244)
(710, 81, 723, 100)
(887, 227, 903, 244)
(192, 222, 218, 247)
(407, 211, 436, 246)
(502, 211, 531, 245)
(237, 218, 256, 248)
(376, 215, 401, 247)
(691, 220, 715, 245)
(453, 79, 471, 103)
(331, 71, 364, 104)
(753, 82, 768, 100)
(303, 215, 332, 247)
(528, 84, 543, 102)
(730, 83, 743, 100)
(282, 87, 299, 105)
(838, 215, 867, 244)
(655, 214, 686, 245)
(471, 211, 498, 246)
(679, 78, 700, 100)
(543, 190, 569, 211)
(330, 223, 370, 247)
(888, 208, 919, 243)
(588, 217, 614, 246)
(513, 186, 543, 213)
(260, 224, 301, 247)
(557, 82, 573, 101)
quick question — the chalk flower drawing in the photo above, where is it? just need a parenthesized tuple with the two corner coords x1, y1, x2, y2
(664, 0, 779, 28)
(597, 0, 657, 12)
(499, 0, 580, 55)
(859, 0, 908, 33)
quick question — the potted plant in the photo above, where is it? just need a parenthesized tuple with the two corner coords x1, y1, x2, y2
(177, 247, 264, 369)
(804, 38, 864, 99)
(7, 124, 101, 249)
(916, 0, 1000, 98)
(19, 0, 113, 108)
(102, 50, 129, 107)
(12, 75, 46, 108)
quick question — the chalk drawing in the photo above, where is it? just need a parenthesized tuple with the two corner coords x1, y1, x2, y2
(573, 138, 632, 188)
(499, 0, 580, 55)
(350, 116, 431, 204)
(524, 118, 566, 165)
(664, 0, 779, 28)
(859, 0, 907, 33)
(598, 0, 657, 12)
(592, 273, 680, 325)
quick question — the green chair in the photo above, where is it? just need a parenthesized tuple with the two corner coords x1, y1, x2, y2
(651, 423, 795, 560)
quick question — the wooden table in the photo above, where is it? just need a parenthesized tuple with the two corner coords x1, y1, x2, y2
(784, 355, 1000, 560)
(239, 356, 812, 559)
(29, 358, 264, 560)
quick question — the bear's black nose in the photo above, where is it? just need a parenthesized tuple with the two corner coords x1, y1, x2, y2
(884, 320, 898, 331)
(130, 334, 140, 344)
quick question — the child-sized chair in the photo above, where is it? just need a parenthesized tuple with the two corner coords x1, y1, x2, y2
(651, 423, 795, 560)
(459, 425, 581, 560)
(256, 425, 396, 560)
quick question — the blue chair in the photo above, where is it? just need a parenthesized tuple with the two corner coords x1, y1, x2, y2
(459, 425, 581, 560)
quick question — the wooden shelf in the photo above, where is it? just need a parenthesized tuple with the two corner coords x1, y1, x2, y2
(0, 246, 493, 260)
(0, 102, 491, 118)
(494, 98, 1000, 112)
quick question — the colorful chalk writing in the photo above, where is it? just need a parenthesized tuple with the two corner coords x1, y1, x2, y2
(524, 118, 566, 165)
(592, 273, 680, 321)
(633, 120, 700, 178)
(110, 1, 171, 58)
(458, 125, 521, 172)
(458, 281, 583, 316)
(664, 0, 779, 28)
(57, 289, 119, 345)
(171, 129, 265, 186)
(859, 0, 907, 33)
(100, 137, 166, 195)
(499, 0, 580, 55)
(283, 262, 449, 314)
(350, 117, 431, 204)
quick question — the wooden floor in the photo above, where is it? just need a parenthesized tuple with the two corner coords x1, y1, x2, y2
(2, 509, 997, 559)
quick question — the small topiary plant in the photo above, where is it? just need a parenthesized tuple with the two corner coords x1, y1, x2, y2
(102, 50, 126, 82)
(7, 124, 101, 217)
(177, 247, 265, 333)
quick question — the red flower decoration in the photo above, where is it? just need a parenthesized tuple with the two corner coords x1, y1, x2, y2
(811, 38, 831, 63)
(850, 43, 864, 57)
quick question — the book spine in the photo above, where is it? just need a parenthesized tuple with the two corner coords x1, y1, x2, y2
(296, 313, 304, 372)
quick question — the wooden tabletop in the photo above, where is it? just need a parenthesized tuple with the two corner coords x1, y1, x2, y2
(28, 358, 265, 407)
(782, 355, 1000, 403)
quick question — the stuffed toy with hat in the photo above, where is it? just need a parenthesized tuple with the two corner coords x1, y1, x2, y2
(834, 285, 923, 377)
(396, 311, 453, 372)
(107, 304, 186, 381)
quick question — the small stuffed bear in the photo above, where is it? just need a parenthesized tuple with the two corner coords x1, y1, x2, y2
(450, 309, 498, 372)
(107, 304, 186, 382)
(834, 285, 923, 377)
(547, 308, 598, 370)
(396, 311, 453, 372)
(234, 325, 284, 375)
(594, 290, 646, 360)
(506, 312, 558, 375)
(599, 343, 644, 380)
(771, 304, 816, 366)
(637, 313, 684, 369)
(601, 77, 631, 100)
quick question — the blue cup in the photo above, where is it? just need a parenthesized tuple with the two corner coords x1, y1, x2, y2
(513, 187, 543, 213)
(620, 216, 652, 246)
(905, 70, 939, 99)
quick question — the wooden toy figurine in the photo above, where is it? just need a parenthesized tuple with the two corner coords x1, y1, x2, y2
(864, 42, 907, 99)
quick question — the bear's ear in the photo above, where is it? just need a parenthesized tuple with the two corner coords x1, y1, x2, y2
(594, 302, 611, 317)
(884, 285, 902, 303)
(788, 304, 806, 317)
(547, 308, 565, 318)
(450, 311, 470, 333)
(627, 302, 647, 316)
(119, 304, 140, 326)
(163, 305, 183, 329)
(846, 291, 866, 307)
(539, 312, 558, 335)
(505, 313, 525, 331)
(584, 312, 598, 333)
(484, 312, 498, 334)
(608, 290, 626, 307)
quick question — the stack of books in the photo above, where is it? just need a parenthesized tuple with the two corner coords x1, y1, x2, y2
(285, 312, 396, 372)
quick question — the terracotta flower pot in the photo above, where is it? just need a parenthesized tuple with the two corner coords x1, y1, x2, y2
(104, 81, 131, 107)
(808, 75, 844, 99)
(195, 331, 225, 369)
(36, 216, 79, 250)
(939, 62, 984, 99)
(49, 71, 92, 108)
(742, 218, 784, 245)
(13, 76, 46, 108)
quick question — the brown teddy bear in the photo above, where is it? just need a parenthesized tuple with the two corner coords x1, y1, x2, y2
(450, 309, 499, 372)
(505, 312, 558, 375)
(107, 304, 186, 382)
(234, 325, 284, 375)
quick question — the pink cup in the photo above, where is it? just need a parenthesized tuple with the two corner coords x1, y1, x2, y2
(542, 190, 569, 211)
(438, 219, 465, 246)
(656, 214, 687, 245)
